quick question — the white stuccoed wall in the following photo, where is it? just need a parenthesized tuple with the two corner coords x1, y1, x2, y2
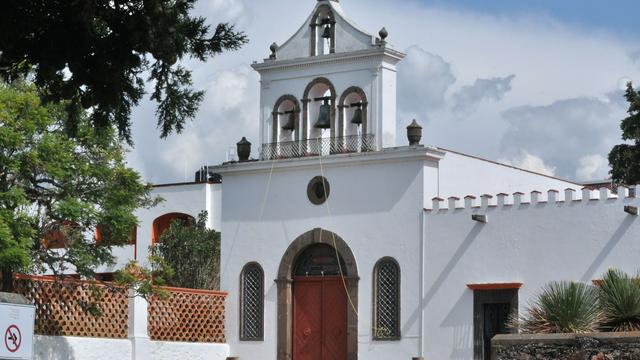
(434, 148, 582, 201)
(216, 147, 444, 360)
(422, 187, 640, 359)
(33, 336, 230, 360)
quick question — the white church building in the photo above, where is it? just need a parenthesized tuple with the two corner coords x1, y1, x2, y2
(119, 1, 640, 359)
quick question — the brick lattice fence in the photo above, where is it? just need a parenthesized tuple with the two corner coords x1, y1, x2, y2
(13, 274, 129, 338)
(148, 286, 228, 343)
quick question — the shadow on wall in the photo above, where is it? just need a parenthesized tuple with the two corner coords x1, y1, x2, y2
(580, 215, 637, 282)
(440, 291, 474, 360)
(34, 335, 73, 360)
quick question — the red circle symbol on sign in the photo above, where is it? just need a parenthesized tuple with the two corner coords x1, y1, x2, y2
(4, 324, 21, 353)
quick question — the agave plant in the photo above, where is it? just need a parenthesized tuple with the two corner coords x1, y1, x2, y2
(512, 281, 601, 334)
(598, 268, 640, 332)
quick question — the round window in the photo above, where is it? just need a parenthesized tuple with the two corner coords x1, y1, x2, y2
(307, 176, 330, 205)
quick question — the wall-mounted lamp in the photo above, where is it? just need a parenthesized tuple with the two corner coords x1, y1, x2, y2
(472, 214, 488, 223)
(624, 205, 638, 216)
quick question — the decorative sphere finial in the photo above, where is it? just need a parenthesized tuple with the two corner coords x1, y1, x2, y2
(379, 27, 388, 41)
(269, 42, 278, 59)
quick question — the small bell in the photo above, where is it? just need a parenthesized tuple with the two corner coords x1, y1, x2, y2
(322, 24, 332, 39)
(350, 107, 363, 126)
(282, 111, 296, 131)
(314, 100, 331, 129)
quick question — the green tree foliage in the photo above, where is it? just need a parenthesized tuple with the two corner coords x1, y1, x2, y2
(154, 211, 220, 290)
(609, 82, 640, 185)
(0, 0, 248, 142)
(0, 83, 157, 291)
(598, 269, 640, 332)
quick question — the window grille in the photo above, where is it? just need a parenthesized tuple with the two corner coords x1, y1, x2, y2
(240, 262, 264, 341)
(373, 258, 400, 340)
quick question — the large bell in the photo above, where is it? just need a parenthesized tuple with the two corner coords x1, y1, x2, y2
(281, 111, 296, 131)
(350, 107, 363, 126)
(314, 101, 331, 129)
(321, 24, 332, 39)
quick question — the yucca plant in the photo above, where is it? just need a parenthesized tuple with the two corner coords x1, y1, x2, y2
(512, 281, 601, 333)
(598, 268, 640, 332)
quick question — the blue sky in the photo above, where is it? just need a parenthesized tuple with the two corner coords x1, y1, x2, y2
(427, 0, 639, 38)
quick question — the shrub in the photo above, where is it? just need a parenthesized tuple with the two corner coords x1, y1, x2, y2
(598, 268, 640, 332)
(513, 281, 600, 333)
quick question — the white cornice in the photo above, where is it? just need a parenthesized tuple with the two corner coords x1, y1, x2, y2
(209, 146, 445, 175)
(252, 47, 406, 73)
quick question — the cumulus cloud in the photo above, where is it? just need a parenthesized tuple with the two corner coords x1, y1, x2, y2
(576, 154, 610, 181)
(500, 96, 623, 181)
(499, 151, 556, 176)
(452, 75, 515, 116)
(397, 46, 455, 119)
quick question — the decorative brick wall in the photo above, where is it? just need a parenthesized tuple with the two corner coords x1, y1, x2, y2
(492, 332, 640, 360)
(148, 286, 227, 343)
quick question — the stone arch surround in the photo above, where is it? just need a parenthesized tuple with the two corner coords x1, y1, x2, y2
(302, 77, 338, 139)
(272, 94, 302, 142)
(338, 86, 369, 136)
(275, 228, 359, 360)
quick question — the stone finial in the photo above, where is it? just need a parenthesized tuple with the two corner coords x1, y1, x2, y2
(379, 27, 388, 41)
(406, 119, 422, 146)
(237, 137, 251, 162)
(269, 42, 278, 59)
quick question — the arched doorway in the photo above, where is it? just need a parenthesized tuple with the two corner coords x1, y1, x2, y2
(276, 228, 358, 360)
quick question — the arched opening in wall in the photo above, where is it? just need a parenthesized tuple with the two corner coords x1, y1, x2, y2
(42, 220, 81, 249)
(310, 5, 335, 57)
(303, 78, 336, 154)
(151, 213, 194, 244)
(272, 95, 301, 144)
(339, 87, 368, 138)
(276, 228, 358, 360)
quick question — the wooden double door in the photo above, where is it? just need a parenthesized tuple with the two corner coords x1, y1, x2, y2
(293, 276, 347, 360)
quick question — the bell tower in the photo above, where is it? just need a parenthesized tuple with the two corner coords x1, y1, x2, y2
(252, 0, 405, 160)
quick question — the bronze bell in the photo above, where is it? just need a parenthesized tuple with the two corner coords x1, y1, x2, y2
(314, 100, 331, 129)
(282, 111, 296, 131)
(322, 24, 332, 39)
(350, 107, 363, 126)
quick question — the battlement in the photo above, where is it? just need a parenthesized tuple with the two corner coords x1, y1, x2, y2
(426, 185, 639, 213)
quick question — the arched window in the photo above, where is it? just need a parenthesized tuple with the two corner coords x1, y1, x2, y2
(240, 262, 264, 341)
(151, 212, 194, 244)
(43, 221, 80, 249)
(373, 257, 400, 340)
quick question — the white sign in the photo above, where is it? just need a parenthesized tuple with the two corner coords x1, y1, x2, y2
(0, 302, 34, 360)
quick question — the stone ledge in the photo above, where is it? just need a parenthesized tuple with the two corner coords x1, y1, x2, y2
(493, 332, 640, 345)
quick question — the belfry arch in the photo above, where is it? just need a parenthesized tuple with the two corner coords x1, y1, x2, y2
(272, 94, 301, 142)
(302, 77, 337, 140)
(276, 228, 359, 360)
(338, 86, 368, 137)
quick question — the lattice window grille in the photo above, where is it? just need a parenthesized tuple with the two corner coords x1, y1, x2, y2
(240, 263, 264, 341)
(374, 259, 400, 340)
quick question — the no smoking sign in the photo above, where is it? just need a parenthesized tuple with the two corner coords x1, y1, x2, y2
(0, 301, 34, 360)
(4, 325, 21, 353)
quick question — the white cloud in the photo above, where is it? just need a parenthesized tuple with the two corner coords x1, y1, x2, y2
(126, 0, 640, 184)
(499, 151, 556, 177)
(576, 154, 610, 181)
(452, 75, 515, 116)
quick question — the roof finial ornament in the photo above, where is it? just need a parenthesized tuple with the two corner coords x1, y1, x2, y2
(379, 27, 388, 41)
(269, 42, 278, 59)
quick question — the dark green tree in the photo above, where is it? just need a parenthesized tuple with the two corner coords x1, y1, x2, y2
(609, 82, 640, 185)
(0, 82, 157, 291)
(0, 0, 248, 142)
(154, 211, 220, 290)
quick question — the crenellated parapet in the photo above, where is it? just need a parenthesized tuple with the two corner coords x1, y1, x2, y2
(426, 185, 639, 212)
